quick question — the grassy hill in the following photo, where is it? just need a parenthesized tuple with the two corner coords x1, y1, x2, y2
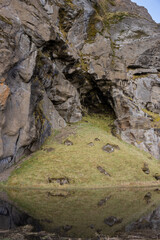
(6, 114, 160, 188)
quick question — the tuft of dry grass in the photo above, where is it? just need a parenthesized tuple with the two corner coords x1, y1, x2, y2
(7, 114, 160, 189)
(142, 108, 160, 128)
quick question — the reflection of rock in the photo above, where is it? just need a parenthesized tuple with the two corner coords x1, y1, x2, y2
(126, 206, 160, 233)
(0, 225, 59, 240)
(89, 224, 95, 229)
(97, 195, 111, 207)
(0, 206, 9, 216)
(97, 166, 111, 177)
(144, 192, 152, 204)
(104, 216, 123, 227)
(0, 199, 39, 230)
(4, 188, 160, 238)
(63, 225, 72, 232)
(154, 188, 160, 193)
(47, 192, 70, 198)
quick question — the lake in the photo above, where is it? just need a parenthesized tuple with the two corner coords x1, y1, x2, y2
(0, 187, 160, 239)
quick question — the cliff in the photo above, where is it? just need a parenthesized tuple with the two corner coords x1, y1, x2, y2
(0, 0, 160, 172)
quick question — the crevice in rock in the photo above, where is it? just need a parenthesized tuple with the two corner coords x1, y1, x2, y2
(42, 39, 75, 62)
(29, 76, 51, 151)
(0, 157, 13, 173)
(83, 84, 115, 115)
(64, 67, 115, 116)
(127, 65, 143, 70)
(12, 128, 21, 164)
(133, 72, 149, 76)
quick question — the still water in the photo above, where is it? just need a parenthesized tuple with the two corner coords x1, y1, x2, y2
(0, 188, 160, 238)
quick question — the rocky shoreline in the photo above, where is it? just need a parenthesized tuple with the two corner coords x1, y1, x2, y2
(1, 225, 160, 240)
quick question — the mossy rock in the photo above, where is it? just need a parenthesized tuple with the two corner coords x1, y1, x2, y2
(0, 15, 12, 25)
(142, 109, 160, 128)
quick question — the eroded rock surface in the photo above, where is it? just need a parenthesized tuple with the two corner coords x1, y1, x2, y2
(0, 0, 160, 172)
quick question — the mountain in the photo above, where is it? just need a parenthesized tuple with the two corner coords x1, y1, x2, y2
(0, 0, 160, 172)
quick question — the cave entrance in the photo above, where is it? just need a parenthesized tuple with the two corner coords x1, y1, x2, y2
(82, 87, 115, 118)
(64, 69, 116, 119)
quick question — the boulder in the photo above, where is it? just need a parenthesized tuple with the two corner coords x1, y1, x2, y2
(97, 166, 111, 177)
(102, 144, 120, 153)
(48, 177, 70, 185)
(142, 163, 150, 175)
(64, 139, 73, 146)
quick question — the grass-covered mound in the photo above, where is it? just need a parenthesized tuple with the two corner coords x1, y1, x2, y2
(6, 188, 160, 238)
(7, 114, 160, 188)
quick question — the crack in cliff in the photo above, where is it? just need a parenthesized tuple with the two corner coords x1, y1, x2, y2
(13, 128, 22, 164)
(0, 157, 13, 173)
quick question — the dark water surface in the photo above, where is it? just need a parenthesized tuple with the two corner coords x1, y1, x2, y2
(0, 188, 160, 238)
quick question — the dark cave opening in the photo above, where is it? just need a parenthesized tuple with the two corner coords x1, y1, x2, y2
(38, 39, 115, 120)
(64, 69, 115, 117)
(82, 87, 115, 117)
(35, 40, 116, 124)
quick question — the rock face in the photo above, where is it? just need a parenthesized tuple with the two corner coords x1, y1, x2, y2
(0, 0, 160, 172)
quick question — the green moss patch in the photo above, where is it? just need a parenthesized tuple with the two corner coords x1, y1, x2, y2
(142, 109, 160, 128)
(87, 12, 103, 42)
(104, 11, 130, 26)
(87, 0, 131, 42)
(58, 0, 78, 39)
(0, 15, 12, 25)
(76, 52, 89, 71)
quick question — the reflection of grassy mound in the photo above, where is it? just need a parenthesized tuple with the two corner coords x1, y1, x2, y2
(7, 188, 160, 238)
(7, 114, 160, 188)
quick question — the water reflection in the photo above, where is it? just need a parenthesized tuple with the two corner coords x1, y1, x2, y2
(0, 192, 41, 231)
(126, 206, 160, 231)
(1, 188, 160, 238)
